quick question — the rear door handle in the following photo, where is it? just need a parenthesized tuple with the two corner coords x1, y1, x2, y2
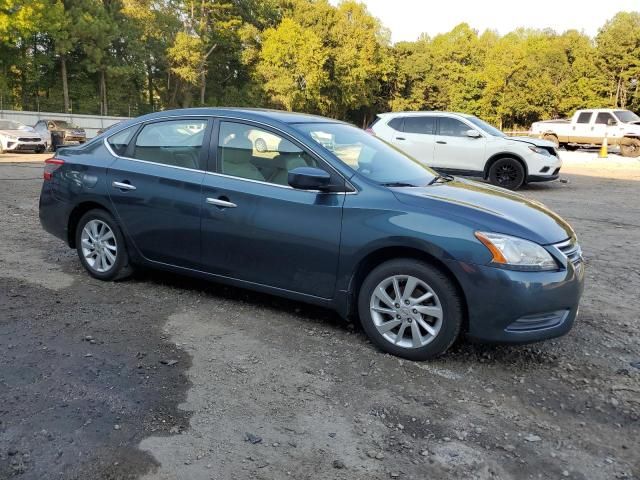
(112, 181, 136, 191)
(395, 137, 406, 141)
(206, 197, 237, 208)
(436, 140, 447, 144)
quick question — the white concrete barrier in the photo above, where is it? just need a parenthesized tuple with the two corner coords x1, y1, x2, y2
(0, 110, 130, 139)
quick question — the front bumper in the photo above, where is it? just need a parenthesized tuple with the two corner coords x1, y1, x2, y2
(4, 139, 46, 151)
(445, 257, 584, 344)
(527, 172, 560, 182)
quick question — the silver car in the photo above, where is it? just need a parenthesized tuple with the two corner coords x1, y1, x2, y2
(0, 120, 46, 154)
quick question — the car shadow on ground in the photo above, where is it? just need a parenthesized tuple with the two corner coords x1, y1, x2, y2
(130, 266, 560, 368)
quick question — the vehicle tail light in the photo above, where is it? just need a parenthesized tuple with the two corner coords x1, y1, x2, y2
(43, 157, 64, 180)
(365, 128, 375, 136)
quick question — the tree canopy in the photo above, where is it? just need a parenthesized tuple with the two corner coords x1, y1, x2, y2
(0, 1, 638, 128)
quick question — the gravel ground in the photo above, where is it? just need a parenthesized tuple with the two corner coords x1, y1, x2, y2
(0, 154, 639, 480)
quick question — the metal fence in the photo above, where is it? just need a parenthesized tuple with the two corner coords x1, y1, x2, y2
(0, 110, 130, 139)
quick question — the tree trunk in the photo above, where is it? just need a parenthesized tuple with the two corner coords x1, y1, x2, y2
(147, 62, 154, 111)
(61, 55, 70, 113)
(200, 70, 206, 105)
(100, 70, 108, 115)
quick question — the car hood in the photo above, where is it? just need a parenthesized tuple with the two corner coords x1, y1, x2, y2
(392, 178, 574, 245)
(0, 129, 42, 138)
(505, 136, 556, 148)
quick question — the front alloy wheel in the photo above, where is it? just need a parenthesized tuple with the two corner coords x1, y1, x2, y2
(370, 275, 443, 348)
(358, 259, 463, 360)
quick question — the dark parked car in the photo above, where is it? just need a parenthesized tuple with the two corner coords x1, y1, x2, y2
(39, 108, 584, 360)
(34, 119, 86, 151)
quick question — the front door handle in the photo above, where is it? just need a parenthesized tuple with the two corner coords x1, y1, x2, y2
(112, 181, 136, 191)
(206, 197, 237, 208)
(436, 140, 447, 144)
(395, 137, 406, 141)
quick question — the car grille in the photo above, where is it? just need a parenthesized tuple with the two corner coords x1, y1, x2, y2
(18, 137, 40, 142)
(554, 238, 582, 265)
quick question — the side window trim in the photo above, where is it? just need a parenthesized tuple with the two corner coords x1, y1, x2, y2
(209, 117, 352, 192)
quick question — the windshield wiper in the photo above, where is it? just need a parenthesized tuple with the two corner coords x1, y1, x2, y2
(428, 173, 454, 185)
(379, 181, 417, 187)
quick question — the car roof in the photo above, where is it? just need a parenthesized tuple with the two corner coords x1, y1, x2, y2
(133, 108, 345, 126)
(377, 111, 470, 118)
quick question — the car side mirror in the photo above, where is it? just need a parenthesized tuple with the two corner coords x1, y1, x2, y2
(288, 167, 331, 191)
(465, 129, 482, 138)
(607, 119, 617, 126)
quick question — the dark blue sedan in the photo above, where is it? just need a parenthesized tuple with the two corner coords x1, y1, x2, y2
(39, 108, 584, 360)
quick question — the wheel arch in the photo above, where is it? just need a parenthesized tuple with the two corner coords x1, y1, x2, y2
(347, 246, 469, 332)
(67, 200, 114, 248)
(483, 152, 528, 180)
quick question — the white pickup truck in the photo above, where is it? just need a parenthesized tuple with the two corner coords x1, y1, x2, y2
(530, 109, 640, 157)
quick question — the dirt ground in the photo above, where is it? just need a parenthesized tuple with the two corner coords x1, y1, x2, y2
(0, 152, 639, 480)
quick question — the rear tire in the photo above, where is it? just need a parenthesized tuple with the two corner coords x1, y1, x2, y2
(620, 138, 640, 158)
(75, 209, 133, 281)
(357, 259, 463, 361)
(543, 134, 559, 148)
(488, 158, 525, 190)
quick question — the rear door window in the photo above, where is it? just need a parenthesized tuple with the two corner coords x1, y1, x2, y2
(404, 116, 436, 134)
(576, 112, 593, 124)
(130, 119, 208, 169)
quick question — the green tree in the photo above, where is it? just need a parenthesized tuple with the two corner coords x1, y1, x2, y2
(256, 18, 328, 111)
(596, 11, 640, 109)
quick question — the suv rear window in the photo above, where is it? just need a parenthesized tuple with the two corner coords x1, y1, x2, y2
(576, 112, 592, 124)
(387, 117, 404, 131)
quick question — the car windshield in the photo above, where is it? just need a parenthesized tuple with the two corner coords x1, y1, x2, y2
(0, 120, 27, 130)
(465, 115, 506, 137)
(613, 110, 640, 123)
(55, 120, 80, 130)
(294, 122, 437, 186)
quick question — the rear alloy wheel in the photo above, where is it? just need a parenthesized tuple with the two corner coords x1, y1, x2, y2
(620, 138, 640, 158)
(488, 158, 525, 190)
(358, 259, 463, 360)
(75, 209, 133, 281)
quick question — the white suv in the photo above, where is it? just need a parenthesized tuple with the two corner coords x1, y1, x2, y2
(370, 112, 562, 190)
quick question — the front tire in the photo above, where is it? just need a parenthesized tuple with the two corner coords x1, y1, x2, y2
(488, 157, 525, 190)
(358, 259, 463, 361)
(620, 138, 640, 157)
(75, 209, 133, 281)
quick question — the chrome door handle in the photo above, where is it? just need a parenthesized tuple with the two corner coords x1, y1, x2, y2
(112, 181, 136, 191)
(206, 197, 237, 208)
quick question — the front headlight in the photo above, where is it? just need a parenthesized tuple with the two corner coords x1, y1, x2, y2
(6, 135, 18, 141)
(475, 231, 557, 271)
(529, 145, 550, 156)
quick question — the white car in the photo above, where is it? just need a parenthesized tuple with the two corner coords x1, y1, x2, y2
(0, 120, 46, 154)
(370, 112, 562, 190)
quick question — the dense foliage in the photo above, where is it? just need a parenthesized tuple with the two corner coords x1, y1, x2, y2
(0, 0, 638, 127)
